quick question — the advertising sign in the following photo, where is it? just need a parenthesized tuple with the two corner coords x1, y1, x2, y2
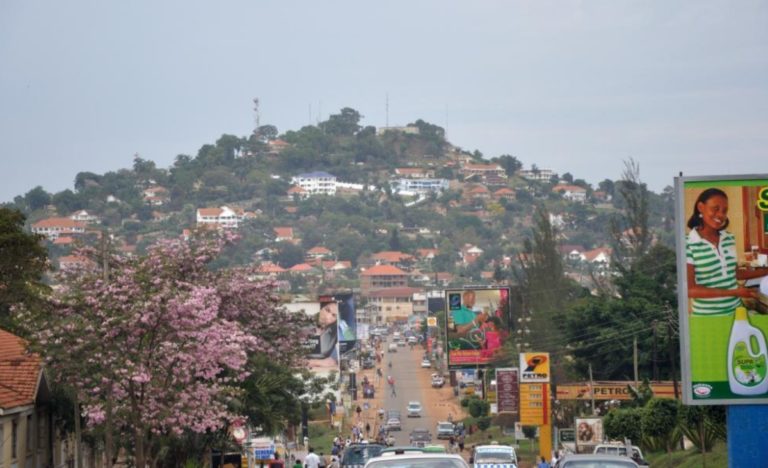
(496, 368, 519, 414)
(556, 381, 677, 400)
(676, 176, 768, 404)
(445, 287, 511, 368)
(520, 352, 550, 383)
(575, 418, 603, 449)
(519, 383, 548, 426)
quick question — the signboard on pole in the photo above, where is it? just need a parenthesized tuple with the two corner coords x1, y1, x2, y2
(520, 352, 550, 383)
(496, 368, 519, 414)
(445, 287, 511, 368)
(519, 383, 548, 426)
(575, 418, 603, 453)
(556, 381, 677, 400)
(675, 175, 768, 404)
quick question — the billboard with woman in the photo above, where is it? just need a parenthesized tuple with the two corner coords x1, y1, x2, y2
(676, 175, 768, 404)
(445, 287, 511, 368)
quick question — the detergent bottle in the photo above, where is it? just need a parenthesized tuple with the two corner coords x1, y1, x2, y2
(727, 306, 768, 395)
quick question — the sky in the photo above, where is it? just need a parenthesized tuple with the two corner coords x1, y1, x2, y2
(1, 1, 767, 203)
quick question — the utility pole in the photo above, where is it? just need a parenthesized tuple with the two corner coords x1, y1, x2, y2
(588, 364, 596, 415)
(633, 336, 638, 388)
(652, 320, 658, 381)
(101, 232, 115, 468)
(667, 312, 679, 400)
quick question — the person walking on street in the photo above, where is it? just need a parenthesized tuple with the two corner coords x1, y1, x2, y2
(537, 456, 551, 468)
(304, 448, 320, 468)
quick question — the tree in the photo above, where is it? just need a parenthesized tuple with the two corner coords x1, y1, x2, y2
(603, 407, 644, 445)
(611, 159, 650, 267)
(493, 155, 523, 177)
(561, 172, 574, 183)
(320, 107, 362, 136)
(389, 228, 401, 251)
(678, 405, 725, 453)
(275, 241, 305, 268)
(256, 124, 279, 141)
(24, 186, 52, 211)
(52, 189, 84, 215)
(641, 398, 680, 453)
(18, 233, 310, 467)
(0, 208, 49, 331)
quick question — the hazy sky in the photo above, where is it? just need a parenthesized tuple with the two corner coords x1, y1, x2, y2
(2, 1, 767, 202)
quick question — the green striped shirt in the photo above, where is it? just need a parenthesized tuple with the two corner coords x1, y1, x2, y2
(686, 229, 741, 315)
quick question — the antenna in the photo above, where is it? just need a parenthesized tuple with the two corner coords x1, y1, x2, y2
(386, 92, 389, 128)
(253, 98, 260, 134)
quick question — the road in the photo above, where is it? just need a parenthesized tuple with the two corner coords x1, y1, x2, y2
(382, 340, 449, 447)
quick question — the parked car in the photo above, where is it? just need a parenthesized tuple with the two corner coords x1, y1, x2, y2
(407, 401, 422, 417)
(362, 357, 375, 369)
(436, 421, 454, 439)
(593, 444, 647, 465)
(420, 358, 431, 368)
(386, 410, 402, 431)
(431, 373, 445, 388)
(408, 428, 432, 447)
(554, 453, 639, 468)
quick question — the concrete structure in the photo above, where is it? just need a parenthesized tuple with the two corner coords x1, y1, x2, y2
(519, 168, 557, 182)
(196, 206, 246, 229)
(366, 287, 422, 323)
(553, 184, 588, 203)
(31, 217, 87, 240)
(390, 178, 449, 195)
(290, 171, 337, 196)
(360, 264, 409, 296)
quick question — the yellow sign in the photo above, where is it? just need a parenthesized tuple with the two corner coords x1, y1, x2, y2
(427, 316, 437, 327)
(519, 352, 550, 383)
(556, 381, 678, 401)
(519, 383, 548, 426)
(759, 187, 768, 211)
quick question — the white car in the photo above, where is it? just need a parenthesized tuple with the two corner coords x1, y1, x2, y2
(387, 343, 397, 353)
(420, 358, 431, 368)
(365, 453, 468, 468)
(407, 401, 422, 417)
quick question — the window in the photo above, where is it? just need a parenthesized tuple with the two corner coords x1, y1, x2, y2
(12, 419, 18, 459)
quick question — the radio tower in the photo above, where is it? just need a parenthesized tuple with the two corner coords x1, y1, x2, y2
(252, 98, 261, 138)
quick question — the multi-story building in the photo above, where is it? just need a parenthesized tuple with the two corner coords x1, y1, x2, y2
(366, 287, 422, 323)
(290, 171, 337, 196)
(360, 264, 409, 296)
(519, 168, 558, 182)
(196, 206, 246, 229)
(31, 217, 87, 240)
(390, 178, 449, 195)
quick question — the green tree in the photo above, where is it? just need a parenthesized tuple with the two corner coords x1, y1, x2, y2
(678, 405, 725, 453)
(320, 107, 362, 136)
(0, 208, 49, 331)
(603, 407, 644, 445)
(256, 124, 279, 141)
(52, 189, 84, 215)
(493, 155, 523, 177)
(24, 186, 52, 211)
(641, 398, 680, 453)
(274, 241, 305, 268)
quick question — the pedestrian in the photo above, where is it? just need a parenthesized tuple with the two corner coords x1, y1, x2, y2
(390, 383, 397, 397)
(365, 422, 371, 437)
(537, 456, 551, 468)
(448, 435, 455, 454)
(293, 459, 302, 468)
(318, 452, 327, 468)
(356, 405, 362, 422)
(458, 433, 465, 452)
(304, 448, 320, 468)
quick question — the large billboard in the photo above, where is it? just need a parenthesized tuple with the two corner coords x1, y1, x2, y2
(305, 293, 356, 374)
(445, 287, 511, 368)
(495, 368, 519, 414)
(676, 176, 768, 404)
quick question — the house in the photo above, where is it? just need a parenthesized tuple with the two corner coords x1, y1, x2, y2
(366, 287, 423, 323)
(273, 227, 295, 242)
(583, 247, 612, 267)
(0, 328, 52, 468)
(519, 167, 557, 182)
(360, 264, 409, 296)
(69, 210, 100, 224)
(256, 262, 287, 278)
(465, 185, 491, 200)
(196, 206, 246, 229)
(553, 184, 588, 203)
(371, 251, 416, 269)
(376, 125, 420, 136)
(31, 217, 87, 240)
(288, 263, 318, 275)
(493, 188, 516, 201)
(559, 245, 586, 262)
(268, 139, 291, 154)
(394, 167, 434, 179)
(415, 248, 439, 260)
(390, 178, 449, 195)
(287, 185, 310, 200)
(461, 163, 507, 180)
(142, 186, 169, 206)
(306, 246, 333, 260)
(460, 244, 484, 265)
(290, 171, 337, 196)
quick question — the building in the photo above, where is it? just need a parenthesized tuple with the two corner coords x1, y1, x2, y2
(273, 227, 295, 242)
(390, 178, 449, 195)
(360, 264, 409, 296)
(461, 163, 507, 180)
(306, 246, 333, 260)
(460, 244, 484, 265)
(290, 171, 337, 196)
(366, 287, 423, 323)
(376, 126, 420, 136)
(31, 217, 87, 240)
(371, 251, 416, 269)
(142, 186, 169, 206)
(519, 168, 558, 182)
(553, 184, 588, 203)
(394, 167, 434, 179)
(69, 210, 100, 224)
(196, 206, 246, 229)
(0, 328, 51, 468)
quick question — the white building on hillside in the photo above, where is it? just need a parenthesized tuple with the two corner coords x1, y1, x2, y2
(196, 206, 246, 229)
(391, 178, 449, 195)
(290, 171, 337, 195)
(519, 168, 557, 182)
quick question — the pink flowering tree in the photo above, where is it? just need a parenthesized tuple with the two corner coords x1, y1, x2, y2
(19, 233, 310, 467)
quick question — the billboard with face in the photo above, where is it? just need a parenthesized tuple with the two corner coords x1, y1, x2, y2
(676, 175, 768, 404)
(445, 287, 511, 368)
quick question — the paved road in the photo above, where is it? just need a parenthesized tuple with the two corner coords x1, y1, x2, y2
(382, 340, 446, 448)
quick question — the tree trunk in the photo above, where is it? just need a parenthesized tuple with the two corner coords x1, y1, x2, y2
(134, 428, 145, 468)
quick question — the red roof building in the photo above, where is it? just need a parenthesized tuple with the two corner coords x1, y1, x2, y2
(360, 264, 409, 295)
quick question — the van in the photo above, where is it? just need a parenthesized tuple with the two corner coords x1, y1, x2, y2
(593, 444, 644, 461)
(470, 444, 518, 468)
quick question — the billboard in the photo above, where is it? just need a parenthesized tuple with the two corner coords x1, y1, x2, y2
(495, 368, 519, 414)
(319, 293, 357, 357)
(556, 381, 677, 401)
(676, 176, 768, 404)
(520, 352, 551, 383)
(575, 418, 603, 450)
(445, 287, 511, 368)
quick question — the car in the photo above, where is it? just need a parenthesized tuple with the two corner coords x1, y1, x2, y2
(431, 373, 445, 388)
(387, 343, 397, 353)
(553, 453, 639, 468)
(362, 358, 375, 369)
(407, 401, 422, 417)
(469, 444, 518, 468)
(397, 339, 407, 347)
(436, 421, 454, 439)
(407, 336, 418, 344)
(593, 444, 647, 465)
(364, 453, 469, 468)
(386, 410, 402, 431)
(341, 443, 387, 468)
(420, 358, 431, 368)
(408, 428, 432, 447)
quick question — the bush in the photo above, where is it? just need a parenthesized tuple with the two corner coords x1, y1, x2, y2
(641, 398, 680, 452)
(476, 417, 492, 431)
(603, 407, 644, 445)
(522, 425, 537, 439)
(468, 398, 490, 418)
